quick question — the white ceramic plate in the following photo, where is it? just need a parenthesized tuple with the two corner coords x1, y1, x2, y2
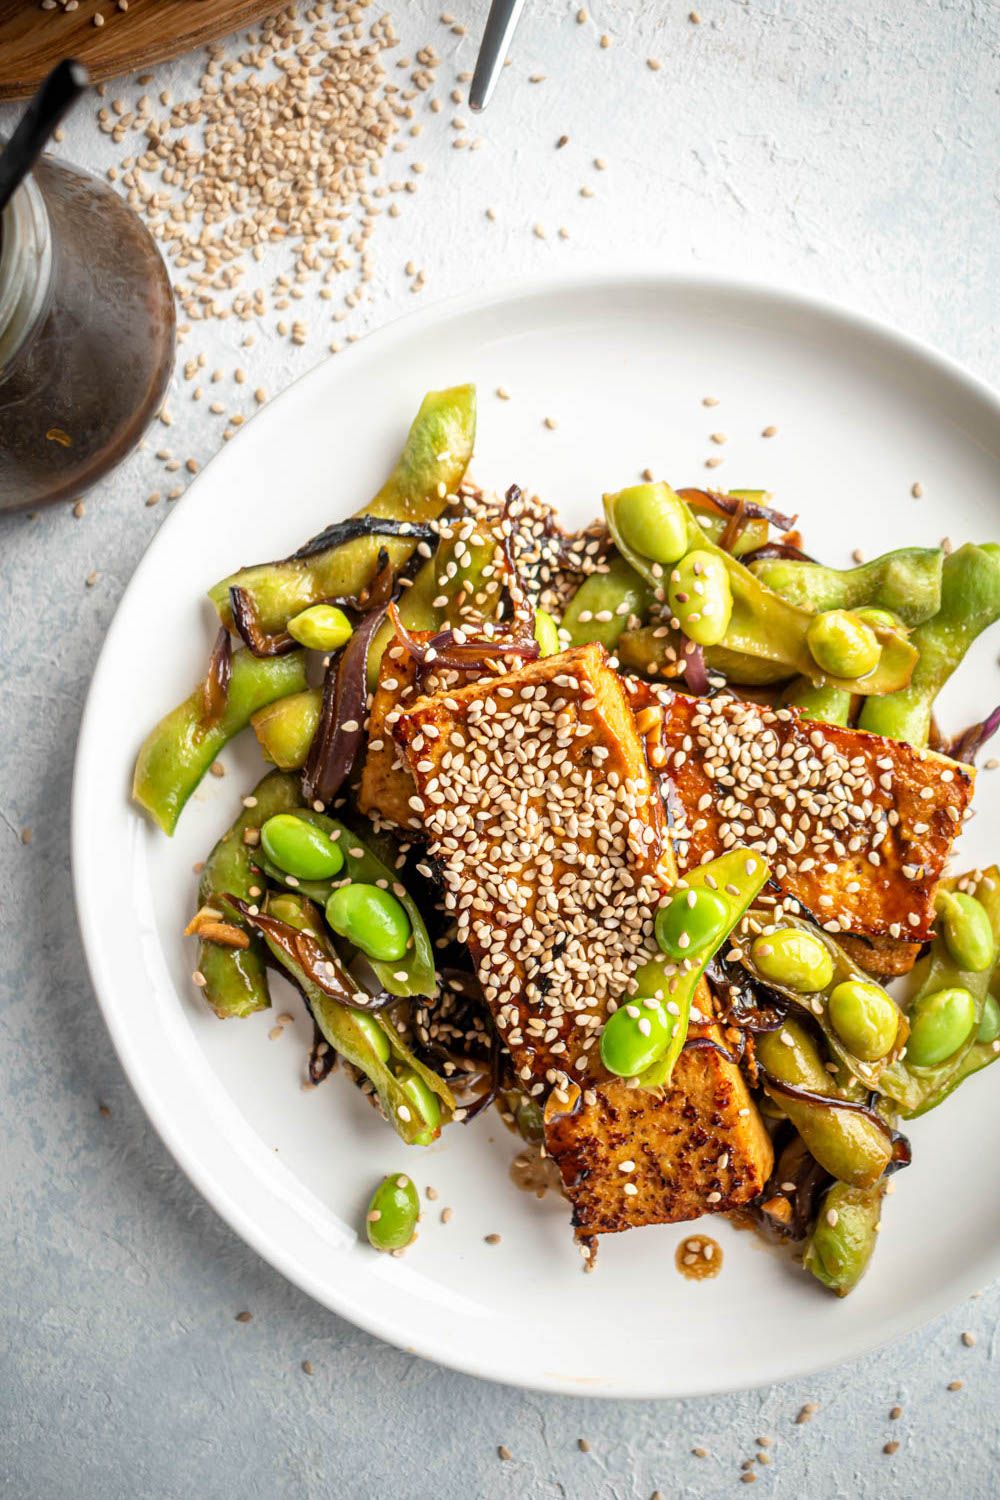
(73, 273, 1000, 1398)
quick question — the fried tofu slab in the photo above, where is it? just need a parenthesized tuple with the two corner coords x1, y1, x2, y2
(394, 644, 773, 1237)
(627, 683, 973, 945)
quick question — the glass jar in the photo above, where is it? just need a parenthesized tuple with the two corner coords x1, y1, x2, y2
(0, 151, 175, 512)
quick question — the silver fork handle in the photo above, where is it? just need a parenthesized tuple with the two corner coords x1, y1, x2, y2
(470, 0, 527, 112)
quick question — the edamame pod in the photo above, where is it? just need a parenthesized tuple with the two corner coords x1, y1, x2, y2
(755, 1020, 894, 1187)
(859, 543, 1000, 746)
(193, 770, 302, 1018)
(251, 688, 322, 769)
(803, 1181, 884, 1296)
(750, 547, 943, 627)
(600, 847, 769, 1087)
(133, 647, 308, 834)
(209, 385, 477, 635)
(561, 555, 653, 651)
(255, 893, 452, 1145)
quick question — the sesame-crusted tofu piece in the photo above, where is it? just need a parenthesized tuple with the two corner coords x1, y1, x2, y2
(360, 640, 428, 831)
(627, 682, 973, 947)
(395, 644, 773, 1235)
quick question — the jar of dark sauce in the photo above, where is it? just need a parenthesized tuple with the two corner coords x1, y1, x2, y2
(0, 151, 175, 513)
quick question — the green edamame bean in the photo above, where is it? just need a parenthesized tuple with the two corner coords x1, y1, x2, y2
(287, 604, 354, 652)
(667, 549, 733, 647)
(612, 482, 688, 565)
(326, 882, 412, 962)
(855, 606, 898, 631)
(935, 891, 996, 974)
(806, 610, 881, 679)
(261, 812, 345, 880)
(906, 986, 976, 1068)
(366, 1172, 420, 1251)
(397, 1069, 442, 1146)
(600, 998, 674, 1079)
(750, 929, 834, 994)
(353, 1012, 391, 1065)
(655, 887, 730, 960)
(977, 994, 1000, 1044)
(534, 608, 561, 658)
(828, 980, 899, 1062)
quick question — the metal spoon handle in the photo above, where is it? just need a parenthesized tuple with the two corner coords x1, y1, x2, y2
(470, 0, 526, 112)
(0, 59, 90, 215)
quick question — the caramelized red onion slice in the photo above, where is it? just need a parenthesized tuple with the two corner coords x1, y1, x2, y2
(739, 541, 817, 565)
(677, 487, 797, 533)
(227, 896, 396, 1011)
(387, 601, 539, 677)
(200, 626, 233, 726)
(945, 704, 1000, 765)
(229, 585, 297, 657)
(759, 1070, 896, 1140)
(681, 642, 710, 695)
(302, 603, 388, 808)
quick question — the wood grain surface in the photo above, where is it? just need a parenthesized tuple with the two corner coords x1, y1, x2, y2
(0, 0, 281, 100)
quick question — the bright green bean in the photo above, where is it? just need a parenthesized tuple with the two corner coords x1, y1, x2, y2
(935, 890, 996, 973)
(750, 929, 833, 993)
(287, 604, 354, 651)
(655, 887, 730, 959)
(750, 548, 943, 627)
(326, 882, 412, 963)
(534, 608, 561, 657)
(782, 678, 853, 726)
(828, 980, 899, 1062)
(859, 543, 1000, 745)
(667, 550, 733, 647)
(366, 1172, 420, 1251)
(396, 1071, 442, 1146)
(905, 986, 976, 1068)
(609, 482, 688, 565)
(599, 998, 674, 1078)
(261, 812, 345, 880)
(806, 610, 881, 680)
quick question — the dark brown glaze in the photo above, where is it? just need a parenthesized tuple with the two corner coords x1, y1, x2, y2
(675, 1234, 723, 1280)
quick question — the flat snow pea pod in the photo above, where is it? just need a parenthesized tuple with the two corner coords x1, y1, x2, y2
(880, 867, 1000, 1115)
(904, 986, 976, 1068)
(806, 610, 881, 679)
(251, 687, 322, 769)
(935, 890, 996, 973)
(194, 770, 302, 1018)
(666, 550, 733, 647)
(295, 811, 437, 999)
(782, 677, 853, 727)
(616, 625, 794, 685)
(287, 604, 353, 652)
(133, 646, 308, 835)
(600, 847, 769, 1088)
(258, 894, 453, 1146)
(754, 1020, 894, 1187)
(261, 812, 345, 880)
(750, 547, 943, 628)
(740, 911, 907, 1092)
(366, 1172, 420, 1251)
(326, 882, 412, 963)
(208, 384, 477, 635)
(663, 497, 918, 695)
(396, 1070, 442, 1147)
(803, 1181, 884, 1296)
(605, 482, 688, 566)
(859, 543, 1000, 745)
(561, 554, 653, 651)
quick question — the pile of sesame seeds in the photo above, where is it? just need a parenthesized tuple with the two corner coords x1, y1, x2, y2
(98, 3, 429, 325)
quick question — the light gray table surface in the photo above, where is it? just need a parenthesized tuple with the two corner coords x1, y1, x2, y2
(2, 3, 998, 1496)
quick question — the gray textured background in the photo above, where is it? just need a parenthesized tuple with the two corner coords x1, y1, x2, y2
(2, 2, 999, 1496)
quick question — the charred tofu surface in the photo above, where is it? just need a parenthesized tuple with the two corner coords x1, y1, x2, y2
(629, 683, 972, 945)
(395, 644, 773, 1236)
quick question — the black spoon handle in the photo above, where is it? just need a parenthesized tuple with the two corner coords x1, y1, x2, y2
(0, 59, 90, 215)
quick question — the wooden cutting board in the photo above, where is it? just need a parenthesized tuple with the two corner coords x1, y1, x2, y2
(0, 0, 282, 101)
